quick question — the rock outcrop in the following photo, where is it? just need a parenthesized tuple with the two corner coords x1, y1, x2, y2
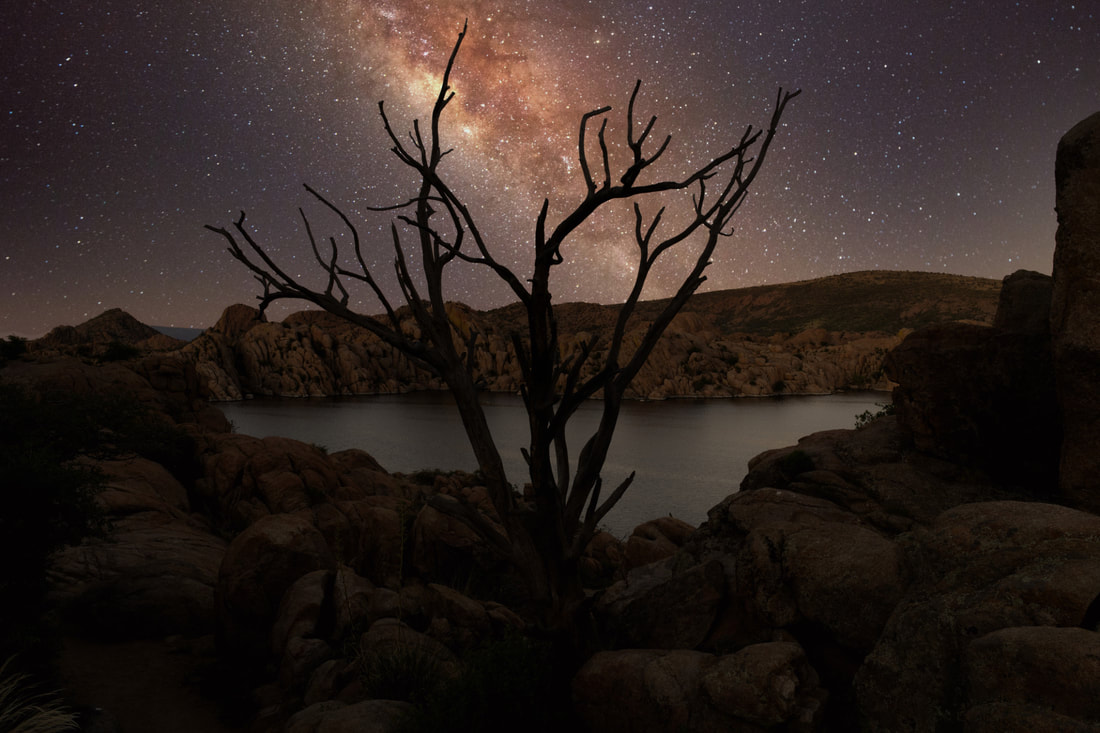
(1051, 110, 1100, 513)
(573, 644, 827, 733)
(854, 501, 1100, 731)
(177, 270, 1001, 401)
(884, 269, 1060, 488)
(48, 457, 227, 638)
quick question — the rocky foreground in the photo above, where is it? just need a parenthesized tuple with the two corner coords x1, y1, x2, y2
(2, 110, 1098, 732)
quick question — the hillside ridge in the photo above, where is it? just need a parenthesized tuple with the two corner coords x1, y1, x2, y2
(177, 270, 1003, 400)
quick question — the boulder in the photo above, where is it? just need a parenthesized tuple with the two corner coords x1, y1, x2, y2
(325, 498, 405, 588)
(92, 456, 190, 515)
(963, 626, 1100, 721)
(47, 456, 226, 638)
(48, 511, 226, 638)
(211, 303, 266, 340)
(572, 643, 826, 733)
(993, 269, 1053, 335)
(700, 642, 825, 728)
(195, 433, 344, 529)
(963, 703, 1100, 733)
(1051, 110, 1100, 512)
(215, 513, 335, 660)
(883, 314, 1059, 488)
(597, 555, 725, 650)
(737, 415, 1023, 534)
(623, 516, 696, 570)
(410, 496, 505, 584)
(580, 530, 626, 588)
(781, 522, 903, 652)
(854, 501, 1100, 731)
(284, 699, 413, 733)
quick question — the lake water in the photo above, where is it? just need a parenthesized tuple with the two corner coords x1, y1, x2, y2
(219, 391, 888, 536)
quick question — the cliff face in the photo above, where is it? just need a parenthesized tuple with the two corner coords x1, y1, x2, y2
(180, 271, 1000, 400)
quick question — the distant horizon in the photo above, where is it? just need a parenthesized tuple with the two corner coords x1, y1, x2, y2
(7, 266, 1012, 340)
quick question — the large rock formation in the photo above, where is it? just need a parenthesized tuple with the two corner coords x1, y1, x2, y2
(175, 271, 1000, 401)
(884, 269, 1060, 488)
(48, 457, 228, 638)
(854, 501, 1100, 731)
(1051, 110, 1100, 512)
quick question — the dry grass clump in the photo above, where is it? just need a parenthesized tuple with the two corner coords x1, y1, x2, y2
(0, 657, 78, 733)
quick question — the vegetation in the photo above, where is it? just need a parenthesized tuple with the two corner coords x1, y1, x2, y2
(0, 335, 28, 364)
(0, 657, 78, 733)
(207, 21, 797, 641)
(98, 340, 141, 362)
(704, 270, 1001, 334)
(359, 643, 446, 707)
(855, 402, 896, 429)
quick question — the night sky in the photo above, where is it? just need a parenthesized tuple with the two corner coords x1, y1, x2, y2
(2, 1, 1097, 338)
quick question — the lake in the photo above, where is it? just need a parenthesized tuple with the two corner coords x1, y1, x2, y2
(219, 391, 888, 536)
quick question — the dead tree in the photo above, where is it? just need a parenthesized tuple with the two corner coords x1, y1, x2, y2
(207, 22, 798, 634)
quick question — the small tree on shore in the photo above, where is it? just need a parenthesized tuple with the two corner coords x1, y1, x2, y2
(207, 22, 797, 637)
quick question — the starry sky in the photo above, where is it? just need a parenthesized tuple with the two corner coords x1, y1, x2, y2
(2, 1, 1097, 338)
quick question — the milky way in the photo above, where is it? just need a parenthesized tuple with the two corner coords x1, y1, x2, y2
(2, 1, 1097, 337)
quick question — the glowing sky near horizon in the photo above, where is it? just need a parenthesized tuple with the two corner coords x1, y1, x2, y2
(2, 1, 1098, 337)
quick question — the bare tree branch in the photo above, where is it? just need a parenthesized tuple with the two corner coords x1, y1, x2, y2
(208, 21, 798, 634)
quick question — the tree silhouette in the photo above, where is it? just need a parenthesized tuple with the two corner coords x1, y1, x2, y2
(207, 22, 798, 637)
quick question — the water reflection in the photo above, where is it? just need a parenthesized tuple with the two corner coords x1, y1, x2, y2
(220, 391, 888, 536)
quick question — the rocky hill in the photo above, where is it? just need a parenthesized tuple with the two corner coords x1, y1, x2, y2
(490, 270, 1001, 335)
(179, 270, 1000, 401)
(31, 307, 185, 356)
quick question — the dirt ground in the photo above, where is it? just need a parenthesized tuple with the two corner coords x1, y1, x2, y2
(59, 636, 243, 733)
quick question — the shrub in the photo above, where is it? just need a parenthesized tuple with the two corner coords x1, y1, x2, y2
(855, 402, 896, 429)
(692, 376, 713, 391)
(360, 643, 446, 706)
(98, 341, 141, 362)
(0, 335, 28, 364)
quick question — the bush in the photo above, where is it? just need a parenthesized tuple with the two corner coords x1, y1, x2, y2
(855, 402, 896, 429)
(0, 335, 28, 364)
(98, 341, 141, 362)
(361, 644, 447, 707)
